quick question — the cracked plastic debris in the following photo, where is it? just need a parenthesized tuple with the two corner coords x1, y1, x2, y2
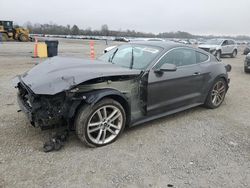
(43, 130, 69, 152)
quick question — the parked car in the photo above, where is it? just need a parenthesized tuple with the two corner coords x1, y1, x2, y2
(189, 39, 198, 45)
(244, 53, 250, 73)
(198, 39, 238, 59)
(114, 37, 130, 42)
(178, 39, 192, 45)
(103, 45, 116, 53)
(243, 45, 250, 55)
(14, 41, 231, 147)
(129, 38, 166, 42)
(144, 38, 165, 42)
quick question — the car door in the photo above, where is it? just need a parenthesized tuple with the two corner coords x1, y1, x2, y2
(147, 47, 205, 116)
(221, 40, 230, 54)
(228, 40, 235, 53)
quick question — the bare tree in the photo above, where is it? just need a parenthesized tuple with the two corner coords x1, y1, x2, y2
(101, 24, 109, 36)
(71, 25, 80, 35)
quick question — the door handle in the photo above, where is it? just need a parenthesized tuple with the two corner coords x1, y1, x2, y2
(193, 72, 201, 76)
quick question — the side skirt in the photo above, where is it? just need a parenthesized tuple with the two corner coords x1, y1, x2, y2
(130, 103, 203, 127)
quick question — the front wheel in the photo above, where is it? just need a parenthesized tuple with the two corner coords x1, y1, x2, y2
(1, 33, 8, 41)
(245, 67, 250, 73)
(215, 51, 221, 60)
(204, 78, 227, 109)
(19, 34, 29, 42)
(75, 98, 126, 147)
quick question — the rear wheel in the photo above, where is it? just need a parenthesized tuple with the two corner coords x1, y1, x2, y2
(19, 34, 29, 42)
(1, 33, 8, 41)
(245, 67, 250, 73)
(75, 98, 126, 147)
(204, 78, 227, 109)
(231, 50, 237, 58)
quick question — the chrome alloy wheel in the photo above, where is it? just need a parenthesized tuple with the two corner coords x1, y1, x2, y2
(87, 105, 123, 145)
(211, 81, 226, 106)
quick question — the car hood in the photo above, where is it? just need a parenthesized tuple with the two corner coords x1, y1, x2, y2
(198, 44, 219, 49)
(15, 57, 141, 95)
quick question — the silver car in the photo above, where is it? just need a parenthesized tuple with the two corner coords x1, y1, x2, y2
(199, 39, 238, 59)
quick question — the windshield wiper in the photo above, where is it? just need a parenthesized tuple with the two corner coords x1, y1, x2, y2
(109, 48, 118, 63)
(130, 48, 134, 69)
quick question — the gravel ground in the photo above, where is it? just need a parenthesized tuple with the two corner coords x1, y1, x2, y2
(0, 39, 249, 188)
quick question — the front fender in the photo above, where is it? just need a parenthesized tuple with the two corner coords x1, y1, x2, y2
(67, 89, 129, 119)
(83, 89, 129, 106)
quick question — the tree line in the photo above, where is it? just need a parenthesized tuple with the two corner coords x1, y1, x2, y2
(22, 22, 250, 40)
(24, 22, 156, 37)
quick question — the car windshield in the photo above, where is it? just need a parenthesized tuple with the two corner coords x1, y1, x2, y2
(98, 44, 162, 70)
(205, 39, 223, 45)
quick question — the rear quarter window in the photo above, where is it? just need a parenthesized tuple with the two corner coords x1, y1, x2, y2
(196, 51, 209, 63)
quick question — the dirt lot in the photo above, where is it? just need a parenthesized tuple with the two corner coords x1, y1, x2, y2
(0, 39, 249, 188)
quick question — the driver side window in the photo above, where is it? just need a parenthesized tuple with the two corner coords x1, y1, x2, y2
(222, 40, 228, 46)
(155, 48, 196, 69)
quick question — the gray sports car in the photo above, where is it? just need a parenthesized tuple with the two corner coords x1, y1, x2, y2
(14, 41, 231, 147)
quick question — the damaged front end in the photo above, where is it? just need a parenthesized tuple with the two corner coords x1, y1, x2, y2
(17, 80, 69, 129)
(16, 74, 145, 129)
(14, 57, 144, 129)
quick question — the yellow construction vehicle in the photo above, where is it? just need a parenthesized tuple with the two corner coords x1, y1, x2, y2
(0, 20, 30, 42)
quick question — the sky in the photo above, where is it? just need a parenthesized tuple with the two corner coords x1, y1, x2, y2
(1, 0, 250, 36)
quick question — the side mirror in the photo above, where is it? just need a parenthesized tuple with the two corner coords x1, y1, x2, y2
(155, 63, 177, 73)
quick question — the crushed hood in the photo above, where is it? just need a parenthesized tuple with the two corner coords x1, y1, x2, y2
(16, 57, 141, 95)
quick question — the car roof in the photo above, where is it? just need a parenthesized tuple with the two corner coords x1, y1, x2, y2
(130, 41, 187, 51)
(130, 41, 211, 55)
(211, 38, 235, 41)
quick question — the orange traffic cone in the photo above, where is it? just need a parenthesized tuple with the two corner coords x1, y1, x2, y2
(90, 40, 95, 60)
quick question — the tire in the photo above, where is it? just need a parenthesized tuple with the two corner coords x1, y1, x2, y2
(231, 50, 237, 58)
(1, 33, 8, 41)
(18, 34, 29, 42)
(243, 48, 250, 55)
(204, 78, 227, 109)
(216, 50, 221, 60)
(245, 67, 250, 73)
(75, 98, 126, 147)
